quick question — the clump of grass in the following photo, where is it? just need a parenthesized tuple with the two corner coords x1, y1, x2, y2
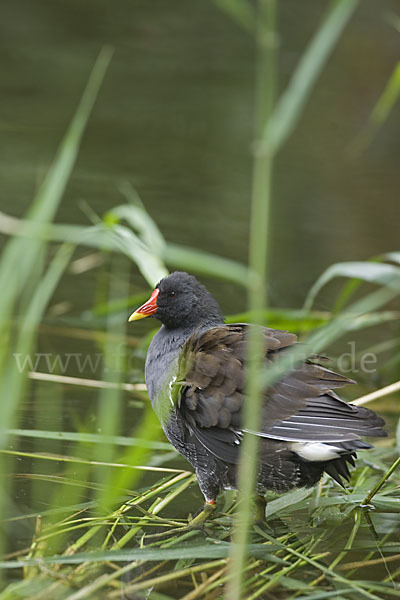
(1, 450, 399, 599)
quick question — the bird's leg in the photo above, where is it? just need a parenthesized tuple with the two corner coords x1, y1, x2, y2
(187, 499, 216, 527)
(254, 494, 267, 523)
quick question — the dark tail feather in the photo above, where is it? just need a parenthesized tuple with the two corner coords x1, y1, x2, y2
(324, 454, 355, 487)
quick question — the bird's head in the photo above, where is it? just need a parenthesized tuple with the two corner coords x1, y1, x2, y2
(129, 271, 223, 330)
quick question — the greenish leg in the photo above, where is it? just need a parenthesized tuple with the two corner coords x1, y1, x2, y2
(188, 500, 216, 527)
(254, 494, 267, 522)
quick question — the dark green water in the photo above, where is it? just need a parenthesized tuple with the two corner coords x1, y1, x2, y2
(2, 0, 400, 308)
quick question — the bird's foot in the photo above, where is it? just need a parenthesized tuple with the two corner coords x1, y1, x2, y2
(144, 501, 216, 541)
(187, 500, 216, 528)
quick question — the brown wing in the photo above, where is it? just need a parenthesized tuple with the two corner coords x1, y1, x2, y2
(176, 324, 385, 463)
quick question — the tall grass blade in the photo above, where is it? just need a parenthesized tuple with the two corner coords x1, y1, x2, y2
(0, 245, 73, 585)
(0, 47, 113, 338)
(0, 543, 278, 568)
(0, 209, 249, 287)
(0, 244, 74, 445)
(164, 243, 249, 285)
(261, 285, 400, 391)
(260, 0, 358, 154)
(5, 429, 170, 449)
(0, 49, 111, 584)
(116, 182, 166, 254)
(384, 251, 400, 265)
(227, 2, 276, 598)
(332, 251, 400, 312)
(350, 61, 400, 154)
(303, 260, 400, 312)
(212, 0, 255, 32)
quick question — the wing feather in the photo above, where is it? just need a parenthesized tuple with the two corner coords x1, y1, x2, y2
(177, 324, 385, 456)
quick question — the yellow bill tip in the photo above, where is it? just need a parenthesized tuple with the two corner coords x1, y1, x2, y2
(128, 311, 148, 322)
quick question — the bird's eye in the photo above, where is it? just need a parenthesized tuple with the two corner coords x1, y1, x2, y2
(169, 291, 176, 298)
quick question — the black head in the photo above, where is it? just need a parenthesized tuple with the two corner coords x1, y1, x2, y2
(129, 271, 224, 330)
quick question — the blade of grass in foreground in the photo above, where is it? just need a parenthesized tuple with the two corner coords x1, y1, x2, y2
(228, 2, 363, 597)
(226, 2, 276, 598)
(0, 46, 112, 440)
(303, 260, 400, 313)
(0, 48, 112, 585)
(0, 245, 73, 586)
(0, 543, 280, 568)
(258, 284, 400, 394)
(350, 61, 400, 155)
(0, 244, 74, 444)
(0, 209, 250, 288)
(0, 47, 113, 354)
(92, 254, 128, 508)
(212, 0, 255, 33)
(260, 0, 359, 155)
(5, 429, 170, 449)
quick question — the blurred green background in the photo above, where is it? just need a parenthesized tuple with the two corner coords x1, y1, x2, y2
(2, 0, 399, 310)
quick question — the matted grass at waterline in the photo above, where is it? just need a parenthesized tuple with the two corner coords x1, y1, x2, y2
(1, 443, 399, 599)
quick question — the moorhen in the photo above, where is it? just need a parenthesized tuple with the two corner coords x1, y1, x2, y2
(129, 272, 385, 510)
